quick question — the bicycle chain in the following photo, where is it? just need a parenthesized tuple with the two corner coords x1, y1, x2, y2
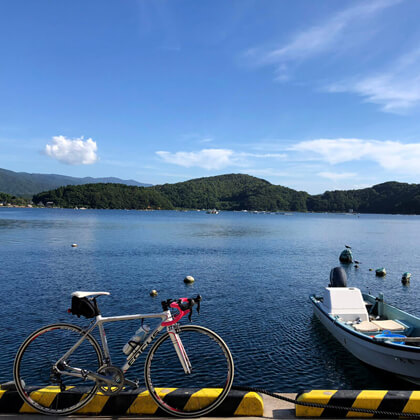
(232, 385, 420, 418)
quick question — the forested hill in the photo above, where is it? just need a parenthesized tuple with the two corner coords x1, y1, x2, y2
(153, 174, 309, 211)
(33, 184, 174, 210)
(30, 174, 420, 214)
(32, 174, 308, 211)
(0, 167, 151, 197)
(308, 181, 420, 214)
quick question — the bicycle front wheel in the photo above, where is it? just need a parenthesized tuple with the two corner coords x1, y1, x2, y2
(13, 323, 102, 415)
(144, 325, 234, 417)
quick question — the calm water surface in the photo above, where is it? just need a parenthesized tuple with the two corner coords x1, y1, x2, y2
(1, 208, 420, 391)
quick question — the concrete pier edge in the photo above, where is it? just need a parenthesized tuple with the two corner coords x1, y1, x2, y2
(296, 390, 420, 417)
(0, 387, 264, 417)
(2, 386, 420, 418)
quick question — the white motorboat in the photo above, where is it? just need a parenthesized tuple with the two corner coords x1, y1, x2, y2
(311, 267, 420, 385)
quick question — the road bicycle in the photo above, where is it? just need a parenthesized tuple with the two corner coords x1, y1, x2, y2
(13, 291, 234, 417)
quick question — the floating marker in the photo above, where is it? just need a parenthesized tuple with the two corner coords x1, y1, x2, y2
(375, 267, 386, 277)
(150, 290, 158, 297)
(402, 272, 411, 285)
(184, 275, 195, 284)
(71, 244, 78, 248)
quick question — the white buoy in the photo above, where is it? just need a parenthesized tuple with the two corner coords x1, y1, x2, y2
(150, 289, 158, 297)
(71, 244, 78, 248)
(184, 275, 195, 284)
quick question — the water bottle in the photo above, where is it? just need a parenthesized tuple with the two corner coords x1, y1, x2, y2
(122, 324, 150, 355)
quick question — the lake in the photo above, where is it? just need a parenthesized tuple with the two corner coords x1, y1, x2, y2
(1, 208, 419, 391)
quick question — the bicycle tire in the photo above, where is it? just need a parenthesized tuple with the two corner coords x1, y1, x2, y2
(144, 325, 234, 417)
(13, 323, 102, 415)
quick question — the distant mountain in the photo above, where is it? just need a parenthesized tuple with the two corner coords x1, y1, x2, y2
(34, 174, 309, 211)
(31, 174, 420, 214)
(153, 173, 308, 211)
(0, 168, 151, 197)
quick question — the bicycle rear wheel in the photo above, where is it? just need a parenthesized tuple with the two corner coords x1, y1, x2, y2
(144, 325, 234, 417)
(13, 323, 102, 415)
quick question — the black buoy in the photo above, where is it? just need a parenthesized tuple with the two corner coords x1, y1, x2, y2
(375, 268, 386, 277)
(402, 272, 411, 285)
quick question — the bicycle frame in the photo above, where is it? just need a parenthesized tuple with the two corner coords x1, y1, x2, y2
(55, 309, 192, 385)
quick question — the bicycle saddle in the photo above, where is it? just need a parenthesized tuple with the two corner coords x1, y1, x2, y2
(71, 291, 110, 298)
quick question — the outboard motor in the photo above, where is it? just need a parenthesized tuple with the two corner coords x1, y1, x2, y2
(329, 266, 347, 287)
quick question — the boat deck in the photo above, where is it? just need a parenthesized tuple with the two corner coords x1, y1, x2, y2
(312, 293, 420, 347)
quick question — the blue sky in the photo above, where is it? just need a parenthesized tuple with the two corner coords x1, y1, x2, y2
(2, 0, 420, 193)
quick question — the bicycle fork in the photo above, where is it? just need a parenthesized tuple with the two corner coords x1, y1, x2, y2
(167, 325, 192, 375)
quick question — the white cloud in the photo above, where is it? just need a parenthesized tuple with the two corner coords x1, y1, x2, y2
(156, 148, 287, 170)
(327, 49, 420, 112)
(291, 138, 365, 164)
(45, 135, 98, 165)
(318, 171, 357, 181)
(198, 137, 213, 144)
(239, 152, 286, 159)
(156, 149, 235, 170)
(250, 0, 399, 74)
(291, 138, 420, 174)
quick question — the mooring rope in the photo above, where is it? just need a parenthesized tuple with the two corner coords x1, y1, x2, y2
(232, 385, 420, 418)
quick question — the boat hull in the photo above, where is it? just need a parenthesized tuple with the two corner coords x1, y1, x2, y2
(311, 297, 420, 384)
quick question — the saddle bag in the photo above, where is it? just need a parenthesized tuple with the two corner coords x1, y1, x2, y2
(69, 296, 99, 318)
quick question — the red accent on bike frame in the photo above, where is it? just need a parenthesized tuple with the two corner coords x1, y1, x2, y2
(168, 331, 189, 362)
(161, 298, 190, 327)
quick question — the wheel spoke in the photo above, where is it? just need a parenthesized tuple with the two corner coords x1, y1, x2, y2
(14, 323, 102, 415)
(145, 325, 234, 417)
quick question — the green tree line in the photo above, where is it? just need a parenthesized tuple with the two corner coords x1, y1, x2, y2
(0, 192, 29, 206)
(33, 183, 174, 210)
(25, 175, 420, 214)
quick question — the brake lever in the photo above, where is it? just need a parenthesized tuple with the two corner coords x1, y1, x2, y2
(187, 296, 201, 322)
(195, 295, 201, 315)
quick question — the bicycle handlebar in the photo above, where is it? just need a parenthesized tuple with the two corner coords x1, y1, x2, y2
(161, 295, 201, 326)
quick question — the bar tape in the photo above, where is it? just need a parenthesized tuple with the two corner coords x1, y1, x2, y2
(296, 390, 420, 417)
(0, 387, 263, 416)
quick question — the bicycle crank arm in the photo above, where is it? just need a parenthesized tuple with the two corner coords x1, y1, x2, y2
(123, 378, 139, 388)
(55, 365, 118, 386)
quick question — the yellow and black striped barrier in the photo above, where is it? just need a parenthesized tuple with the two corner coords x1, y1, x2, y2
(0, 386, 263, 416)
(296, 390, 420, 417)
